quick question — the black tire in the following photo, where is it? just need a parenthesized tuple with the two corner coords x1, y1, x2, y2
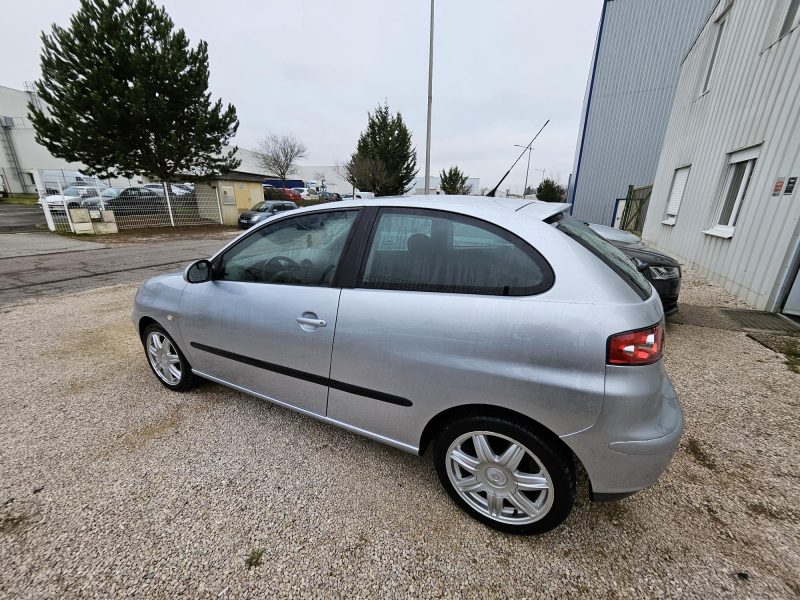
(142, 323, 196, 392)
(433, 416, 575, 535)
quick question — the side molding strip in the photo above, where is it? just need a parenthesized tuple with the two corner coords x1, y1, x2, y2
(190, 342, 412, 407)
(191, 369, 420, 455)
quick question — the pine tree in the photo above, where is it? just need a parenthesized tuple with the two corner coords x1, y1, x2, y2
(439, 166, 470, 195)
(29, 0, 240, 181)
(345, 103, 417, 196)
(536, 178, 566, 202)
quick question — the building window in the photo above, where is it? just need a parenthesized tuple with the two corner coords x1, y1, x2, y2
(702, 18, 726, 94)
(662, 166, 690, 225)
(704, 146, 761, 239)
(780, 0, 800, 38)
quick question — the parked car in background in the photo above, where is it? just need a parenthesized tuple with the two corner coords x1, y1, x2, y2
(318, 191, 342, 202)
(38, 185, 103, 211)
(133, 196, 682, 535)
(143, 183, 192, 197)
(291, 187, 319, 200)
(588, 223, 681, 315)
(82, 186, 165, 214)
(341, 192, 375, 199)
(172, 183, 194, 195)
(282, 188, 303, 202)
(263, 187, 302, 202)
(237, 201, 298, 229)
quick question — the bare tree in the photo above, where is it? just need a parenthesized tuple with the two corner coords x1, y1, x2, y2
(254, 133, 308, 187)
(313, 171, 327, 191)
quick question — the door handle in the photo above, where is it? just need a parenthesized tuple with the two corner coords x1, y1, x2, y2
(296, 316, 327, 328)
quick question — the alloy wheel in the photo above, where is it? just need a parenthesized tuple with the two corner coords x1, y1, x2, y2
(445, 431, 554, 525)
(146, 330, 182, 386)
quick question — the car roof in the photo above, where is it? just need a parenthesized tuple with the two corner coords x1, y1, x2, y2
(297, 195, 571, 221)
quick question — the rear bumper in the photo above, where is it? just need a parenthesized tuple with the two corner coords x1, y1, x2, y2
(561, 368, 683, 498)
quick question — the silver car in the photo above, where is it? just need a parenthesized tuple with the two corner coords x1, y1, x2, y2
(133, 196, 682, 534)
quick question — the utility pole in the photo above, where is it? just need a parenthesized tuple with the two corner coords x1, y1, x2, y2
(532, 168, 547, 184)
(424, 0, 434, 195)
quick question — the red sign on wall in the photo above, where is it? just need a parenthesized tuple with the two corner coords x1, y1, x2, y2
(773, 178, 786, 196)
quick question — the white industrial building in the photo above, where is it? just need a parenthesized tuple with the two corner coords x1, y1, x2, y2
(642, 0, 800, 316)
(0, 84, 89, 194)
(0, 83, 269, 194)
(567, 0, 716, 225)
(293, 165, 353, 195)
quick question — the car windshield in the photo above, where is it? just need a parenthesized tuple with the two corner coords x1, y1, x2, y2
(101, 188, 122, 198)
(250, 202, 274, 212)
(556, 215, 651, 300)
(61, 186, 83, 197)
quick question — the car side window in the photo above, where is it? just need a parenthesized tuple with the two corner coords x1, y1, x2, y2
(219, 210, 358, 286)
(360, 209, 553, 296)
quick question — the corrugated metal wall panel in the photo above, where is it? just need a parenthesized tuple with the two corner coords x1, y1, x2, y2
(642, 1, 800, 311)
(570, 0, 716, 225)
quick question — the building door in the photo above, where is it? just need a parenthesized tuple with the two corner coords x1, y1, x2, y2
(783, 267, 800, 317)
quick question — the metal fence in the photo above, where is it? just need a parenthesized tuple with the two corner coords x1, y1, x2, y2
(38, 178, 223, 232)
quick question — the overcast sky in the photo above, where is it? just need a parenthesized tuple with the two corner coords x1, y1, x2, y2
(0, 0, 602, 194)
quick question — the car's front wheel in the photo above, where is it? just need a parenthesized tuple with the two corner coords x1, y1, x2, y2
(143, 323, 196, 391)
(433, 416, 575, 535)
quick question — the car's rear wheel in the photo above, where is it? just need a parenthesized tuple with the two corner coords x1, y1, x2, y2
(143, 323, 195, 391)
(433, 416, 575, 535)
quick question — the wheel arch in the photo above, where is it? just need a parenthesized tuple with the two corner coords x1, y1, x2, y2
(137, 315, 158, 342)
(418, 404, 582, 471)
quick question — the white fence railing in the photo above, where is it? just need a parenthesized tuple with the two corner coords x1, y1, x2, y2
(38, 179, 223, 232)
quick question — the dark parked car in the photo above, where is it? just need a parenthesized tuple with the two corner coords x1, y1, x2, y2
(238, 201, 298, 229)
(588, 224, 681, 315)
(82, 187, 165, 214)
(318, 191, 342, 202)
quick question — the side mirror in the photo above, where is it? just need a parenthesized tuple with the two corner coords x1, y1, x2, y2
(185, 259, 212, 283)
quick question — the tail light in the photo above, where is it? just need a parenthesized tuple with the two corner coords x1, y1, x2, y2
(607, 323, 664, 365)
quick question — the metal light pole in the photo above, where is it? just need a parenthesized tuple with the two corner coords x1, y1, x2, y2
(532, 168, 548, 195)
(514, 144, 532, 197)
(424, 0, 434, 195)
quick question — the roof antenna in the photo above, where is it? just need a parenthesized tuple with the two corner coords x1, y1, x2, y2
(486, 119, 549, 197)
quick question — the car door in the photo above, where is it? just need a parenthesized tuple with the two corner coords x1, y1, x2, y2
(145, 189, 165, 213)
(112, 189, 133, 214)
(178, 208, 361, 416)
(327, 207, 604, 451)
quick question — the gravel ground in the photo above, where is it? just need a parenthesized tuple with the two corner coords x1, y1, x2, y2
(1, 268, 798, 598)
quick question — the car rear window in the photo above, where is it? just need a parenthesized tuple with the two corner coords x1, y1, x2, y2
(555, 215, 651, 300)
(360, 208, 553, 296)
